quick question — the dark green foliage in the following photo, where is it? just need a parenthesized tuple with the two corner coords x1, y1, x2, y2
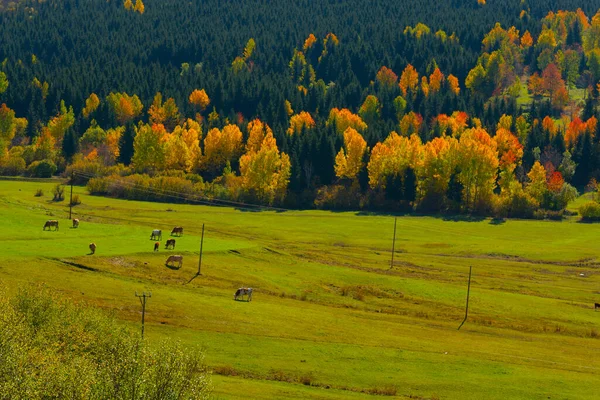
(26, 159, 56, 178)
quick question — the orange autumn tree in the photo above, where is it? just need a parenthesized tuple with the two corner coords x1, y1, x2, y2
(148, 93, 181, 132)
(376, 66, 398, 89)
(521, 31, 534, 48)
(565, 117, 596, 147)
(429, 68, 444, 94)
(399, 112, 422, 136)
(287, 111, 316, 135)
(399, 64, 419, 96)
(303, 33, 317, 52)
(436, 111, 469, 136)
(107, 92, 143, 124)
(494, 127, 524, 191)
(188, 89, 210, 111)
(547, 171, 565, 192)
(334, 127, 367, 181)
(239, 121, 290, 205)
(447, 74, 460, 95)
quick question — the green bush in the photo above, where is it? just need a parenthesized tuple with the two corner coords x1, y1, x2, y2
(26, 159, 57, 178)
(0, 285, 212, 399)
(579, 201, 600, 222)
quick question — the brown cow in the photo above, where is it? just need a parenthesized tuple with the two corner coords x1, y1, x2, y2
(43, 220, 59, 231)
(166, 255, 183, 268)
(154, 242, 160, 252)
(165, 239, 176, 249)
(89, 243, 96, 254)
(595, 302, 600, 311)
(171, 226, 184, 236)
(72, 218, 79, 228)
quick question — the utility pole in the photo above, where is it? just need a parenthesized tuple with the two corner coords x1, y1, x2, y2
(135, 292, 151, 338)
(389, 217, 397, 269)
(69, 171, 74, 220)
(458, 266, 472, 330)
(197, 223, 205, 275)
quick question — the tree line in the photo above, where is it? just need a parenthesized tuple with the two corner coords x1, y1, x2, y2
(3, 2, 600, 216)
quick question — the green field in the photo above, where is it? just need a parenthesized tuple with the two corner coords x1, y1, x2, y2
(1, 179, 599, 399)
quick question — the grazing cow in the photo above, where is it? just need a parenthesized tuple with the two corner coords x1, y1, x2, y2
(89, 243, 96, 254)
(154, 242, 160, 252)
(72, 218, 79, 228)
(43, 220, 59, 231)
(150, 229, 162, 241)
(171, 226, 184, 236)
(166, 255, 183, 268)
(165, 239, 176, 249)
(234, 287, 253, 302)
(595, 302, 600, 311)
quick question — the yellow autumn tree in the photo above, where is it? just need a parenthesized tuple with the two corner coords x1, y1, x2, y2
(457, 128, 499, 210)
(82, 93, 100, 118)
(239, 129, 291, 205)
(326, 108, 367, 134)
(368, 131, 421, 189)
(416, 136, 459, 209)
(246, 119, 272, 153)
(134, 0, 144, 14)
(47, 100, 75, 142)
(203, 124, 243, 176)
(334, 127, 367, 181)
(132, 123, 168, 172)
(526, 161, 548, 203)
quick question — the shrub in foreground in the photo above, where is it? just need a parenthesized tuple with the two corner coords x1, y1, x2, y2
(0, 285, 212, 399)
(579, 201, 600, 222)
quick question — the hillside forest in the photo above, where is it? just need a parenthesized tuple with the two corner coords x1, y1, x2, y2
(3, 0, 600, 217)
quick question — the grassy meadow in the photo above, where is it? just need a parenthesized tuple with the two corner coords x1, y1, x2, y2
(0, 179, 599, 399)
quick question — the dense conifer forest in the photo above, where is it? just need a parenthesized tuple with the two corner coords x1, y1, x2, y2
(3, 0, 600, 217)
